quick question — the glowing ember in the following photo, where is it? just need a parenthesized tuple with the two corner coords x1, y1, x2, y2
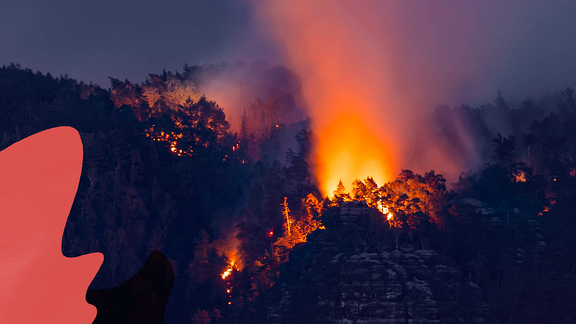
(268, 230, 274, 237)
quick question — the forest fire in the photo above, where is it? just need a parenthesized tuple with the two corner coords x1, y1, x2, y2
(254, 2, 406, 197)
(105, 48, 456, 315)
(333, 179, 395, 222)
(109, 69, 308, 164)
(331, 170, 447, 231)
(216, 171, 448, 296)
(4, 0, 575, 317)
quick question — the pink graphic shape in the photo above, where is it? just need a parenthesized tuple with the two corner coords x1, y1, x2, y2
(0, 127, 103, 323)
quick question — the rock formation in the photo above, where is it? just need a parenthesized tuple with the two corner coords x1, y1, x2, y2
(265, 202, 500, 324)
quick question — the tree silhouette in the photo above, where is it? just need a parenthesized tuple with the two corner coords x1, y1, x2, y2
(493, 133, 517, 164)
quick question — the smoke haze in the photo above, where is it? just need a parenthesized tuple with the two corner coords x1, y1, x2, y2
(0, 0, 281, 87)
(3, 0, 575, 192)
(190, 62, 306, 132)
(250, 0, 576, 193)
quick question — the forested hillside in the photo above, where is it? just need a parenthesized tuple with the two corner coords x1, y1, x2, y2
(1, 63, 576, 323)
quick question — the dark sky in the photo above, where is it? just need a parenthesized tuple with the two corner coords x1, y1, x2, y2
(0, 0, 279, 87)
(1, 0, 575, 101)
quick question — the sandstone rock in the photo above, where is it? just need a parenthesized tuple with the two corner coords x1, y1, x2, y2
(264, 203, 500, 324)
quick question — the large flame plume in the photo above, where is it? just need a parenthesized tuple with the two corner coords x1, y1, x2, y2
(253, 1, 404, 194)
(319, 114, 395, 196)
(250, 0, 572, 194)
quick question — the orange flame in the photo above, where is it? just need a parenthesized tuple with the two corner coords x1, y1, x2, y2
(377, 201, 394, 221)
(387, 212, 394, 221)
(318, 114, 395, 196)
(515, 170, 527, 182)
(221, 259, 237, 280)
(221, 267, 233, 280)
(252, 1, 509, 193)
(215, 233, 243, 280)
(252, 2, 402, 196)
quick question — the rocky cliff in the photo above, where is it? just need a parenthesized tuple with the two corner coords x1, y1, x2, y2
(264, 202, 500, 324)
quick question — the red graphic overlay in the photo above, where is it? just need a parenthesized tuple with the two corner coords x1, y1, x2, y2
(0, 127, 103, 323)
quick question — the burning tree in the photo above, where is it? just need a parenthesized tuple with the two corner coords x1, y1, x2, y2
(273, 194, 324, 261)
(326, 170, 449, 250)
(332, 180, 351, 203)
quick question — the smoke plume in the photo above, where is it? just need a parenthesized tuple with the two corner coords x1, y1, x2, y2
(249, 0, 576, 194)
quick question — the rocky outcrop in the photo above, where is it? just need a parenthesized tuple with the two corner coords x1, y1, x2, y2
(265, 203, 499, 324)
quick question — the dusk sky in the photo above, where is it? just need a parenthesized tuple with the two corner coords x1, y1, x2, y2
(1, 0, 575, 102)
(3, 0, 576, 186)
(1, 0, 280, 86)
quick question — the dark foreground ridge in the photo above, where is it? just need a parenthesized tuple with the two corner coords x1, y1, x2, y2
(87, 250, 174, 324)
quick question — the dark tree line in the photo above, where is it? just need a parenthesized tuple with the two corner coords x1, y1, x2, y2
(3, 62, 576, 323)
(0, 63, 310, 322)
